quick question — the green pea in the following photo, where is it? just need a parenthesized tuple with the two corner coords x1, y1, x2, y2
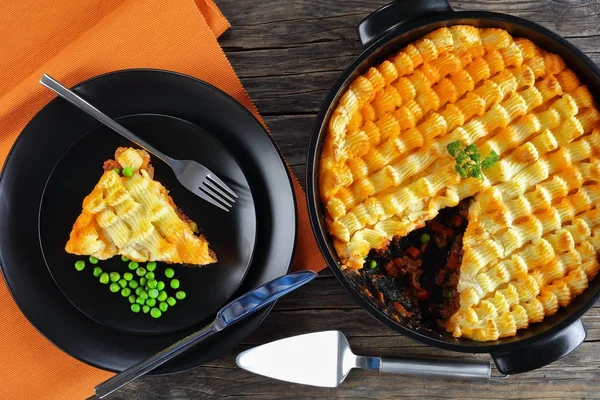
(175, 291, 186, 300)
(170, 279, 180, 289)
(99, 272, 109, 284)
(121, 255, 129, 262)
(131, 303, 141, 313)
(420, 232, 431, 244)
(89, 256, 99, 264)
(109, 272, 120, 282)
(142, 305, 150, 314)
(145, 272, 155, 280)
(167, 297, 176, 307)
(112, 168, 121, 175)
(129, 280, 139, 289)
(135, 287, 143, 296)
(124, 272, 133, 281)
(146, 261, 157, 271)
(159, 302, 168, 312)
(121, 287, 131, 297)
(368, 260, 377, 270)
(128, 294, 136, 304)
(118, 279, 127, 288)
(128, 261, 138, 270)
(93, 267, 103, 277)
(136, 297, 145, 305)
(157, 281, 165, 291)
(164, 268, 175, 278)
(157, 291, 168, 302)
(146, 298, 156, 307)
(109, 283, 120, 293)
(136, 267, 146, 277)
(139, 290, 149, 300)
(147, 279, 157, 289)
(148, 288, 159, 298)
(150, 308, 162, 318)
(122, 166, 133, 177)
(140, 277, 147, 287)
(74, 260, 85, 271)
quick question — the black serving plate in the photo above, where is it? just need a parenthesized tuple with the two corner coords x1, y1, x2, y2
(0, 69, 297, 373)
(39, 114, 256, 335)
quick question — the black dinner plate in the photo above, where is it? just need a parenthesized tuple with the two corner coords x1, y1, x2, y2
(40, 114, 256, 335)
(0, 69, 297, 373)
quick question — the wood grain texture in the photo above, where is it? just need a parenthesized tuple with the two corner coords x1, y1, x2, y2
(100, 0, 600, 399)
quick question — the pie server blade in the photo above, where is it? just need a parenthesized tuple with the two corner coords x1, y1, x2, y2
(236, 330, 507, 387)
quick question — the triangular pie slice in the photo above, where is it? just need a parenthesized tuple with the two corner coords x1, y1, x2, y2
(66, 147, 217, 266)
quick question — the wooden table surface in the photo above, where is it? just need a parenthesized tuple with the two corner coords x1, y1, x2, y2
(107, 1, 600, 399)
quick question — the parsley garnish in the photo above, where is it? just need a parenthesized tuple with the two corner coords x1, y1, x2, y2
(446, 140, 499, 179)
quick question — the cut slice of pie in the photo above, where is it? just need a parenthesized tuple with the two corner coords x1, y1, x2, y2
(65, 147, 217, 265)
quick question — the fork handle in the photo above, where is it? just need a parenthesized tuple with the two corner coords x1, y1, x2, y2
(40, 74, 174, 165)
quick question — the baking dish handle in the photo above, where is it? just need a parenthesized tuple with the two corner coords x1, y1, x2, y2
(357, 0, 453, 47)
(491, 318, 586, 375)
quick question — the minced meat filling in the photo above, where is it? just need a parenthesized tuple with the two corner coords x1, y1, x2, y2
(356, 198, 471, 331)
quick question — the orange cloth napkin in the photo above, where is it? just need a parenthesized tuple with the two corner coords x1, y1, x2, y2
(0, 0, 326, 398)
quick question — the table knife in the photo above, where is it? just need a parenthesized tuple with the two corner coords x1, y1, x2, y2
(95, 270, 318, 398)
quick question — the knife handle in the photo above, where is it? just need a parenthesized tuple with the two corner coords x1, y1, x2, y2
(379, 357, 504, 380)
(95, 323, 219, 398)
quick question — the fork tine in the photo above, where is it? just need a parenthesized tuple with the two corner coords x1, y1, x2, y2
(197, 188, 230, 212)
(203, 179, 236, 204)
(200, 184, 233, 209)
(206, 173, 238, 198)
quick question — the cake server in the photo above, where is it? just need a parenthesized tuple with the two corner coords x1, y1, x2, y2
(236, 330, 507, 387)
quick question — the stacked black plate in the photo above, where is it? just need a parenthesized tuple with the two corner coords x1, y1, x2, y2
(0, 70, 297, 373)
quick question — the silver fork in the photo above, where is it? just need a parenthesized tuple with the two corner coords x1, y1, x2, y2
(39, 74, 237, 211)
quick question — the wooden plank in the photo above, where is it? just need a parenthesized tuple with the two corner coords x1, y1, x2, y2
(217, 0, 600, 51)
(462, 0, 600, 36)
(264, 114, 314, 166)
(216, 0, 600, 116)
(242, 71, 342, 114)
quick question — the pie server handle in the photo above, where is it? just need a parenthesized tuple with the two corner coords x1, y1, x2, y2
(378, 356, 508, 380)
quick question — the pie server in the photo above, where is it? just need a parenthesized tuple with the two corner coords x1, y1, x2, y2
(95, 270, 318, 398)
(236, 330, 508, 387)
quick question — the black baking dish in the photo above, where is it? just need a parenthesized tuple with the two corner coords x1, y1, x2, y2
(306, 0, 600, 375)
